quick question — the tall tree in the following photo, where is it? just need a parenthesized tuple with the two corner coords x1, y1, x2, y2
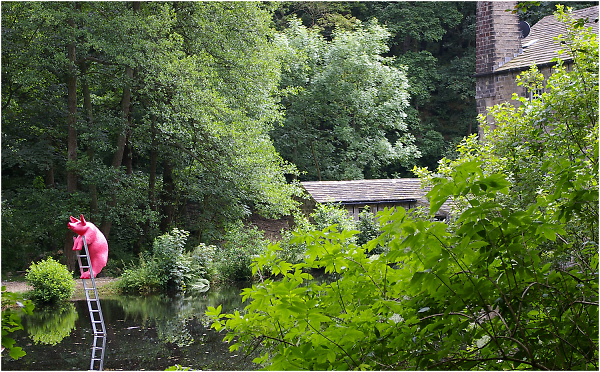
(273, 18, 419, 181)
(272, 2, 476, 174)
(63, 2, 81, 271)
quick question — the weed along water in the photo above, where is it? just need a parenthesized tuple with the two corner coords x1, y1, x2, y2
(1, 284, 254, 371)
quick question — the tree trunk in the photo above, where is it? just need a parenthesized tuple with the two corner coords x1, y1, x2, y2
(112, 66, 131, 169)
(80, 61, 99, 214)
(100, 65, 133, 240)
(159, 156, 175, 232)
(100, 2, 139, 240)
(149, 118, 158, 212)
(64, 4, 79, 272)
(45, 138, 55, 188)
(123, 138, 133, 175)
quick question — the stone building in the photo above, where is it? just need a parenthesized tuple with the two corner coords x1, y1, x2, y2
(475, 2, 599, 137)
(300, 179, 452, 221)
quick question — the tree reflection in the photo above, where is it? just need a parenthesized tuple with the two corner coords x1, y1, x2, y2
(114, 284, 247, 347)
(26, 302, 78, 345)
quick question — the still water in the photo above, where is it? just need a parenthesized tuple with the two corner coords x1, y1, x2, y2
(1, 284, 256, 371)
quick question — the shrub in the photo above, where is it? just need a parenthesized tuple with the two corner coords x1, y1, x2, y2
(117, 229, 207, 294)
(212, 222, 269, 282)
(356, 206, 381, 253)
(117, 254, 163, 294)
(209, 162, 599, 370)
(276, 207, 360, 266)
(275, 211, 313, 265)
(25, 257, 75, 304)
(311, 203, 356, 233)
(192, 243, 218, 281)
(152, 228, 191, 290)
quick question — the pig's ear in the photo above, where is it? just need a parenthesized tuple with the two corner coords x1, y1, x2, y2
(70, 216, 78, 223)
(80, 214, 86, 225)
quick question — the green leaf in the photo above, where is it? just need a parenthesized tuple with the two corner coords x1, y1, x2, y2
(9, 346, 26, 360)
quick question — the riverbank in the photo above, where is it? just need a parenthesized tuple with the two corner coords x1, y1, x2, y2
(2, 277, 119, 299)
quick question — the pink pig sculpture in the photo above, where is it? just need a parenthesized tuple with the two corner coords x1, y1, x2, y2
(68, 214, 108, 279)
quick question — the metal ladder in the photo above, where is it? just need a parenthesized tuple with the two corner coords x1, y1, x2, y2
(76, 236, 107, 371)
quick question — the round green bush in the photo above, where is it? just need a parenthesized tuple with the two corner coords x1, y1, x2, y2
(25, 257, 76, 304)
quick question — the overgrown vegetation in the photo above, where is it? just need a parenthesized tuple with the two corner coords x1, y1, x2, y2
(117, 229, 208, 294)
(208, 7, 598, 370)
(4, 1, 592, 276)
(24, 258, 76, 305)
(211, 223, 271, 283)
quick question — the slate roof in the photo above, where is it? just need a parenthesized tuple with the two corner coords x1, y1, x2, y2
(496, 6, 599, 72)
(301, 179, 423, 204)
(301, 178, 454, 215)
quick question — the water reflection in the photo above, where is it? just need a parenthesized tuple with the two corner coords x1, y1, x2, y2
(27, 302, 78, 346)
(1, 283, 255, 371)
(90, 333, 106, 371)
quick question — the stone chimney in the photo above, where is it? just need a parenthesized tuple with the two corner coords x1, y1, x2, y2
(475, 1, 522, 135)
(476, 1, 522, 75)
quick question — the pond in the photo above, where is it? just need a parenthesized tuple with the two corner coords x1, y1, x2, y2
(1, 283, 257, 371)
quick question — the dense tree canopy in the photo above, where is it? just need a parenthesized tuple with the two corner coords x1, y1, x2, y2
(272, 1, 478, 174)
(272, 18, 418, 181)
(1, 2, 301, 272)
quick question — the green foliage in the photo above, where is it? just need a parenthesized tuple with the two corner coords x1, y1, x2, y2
(1, 187, 80, 272)
(273, 17, 418, 180)
(277, 205, 381, 267)
(275, 212, 313, 265)
(209, 161, 598, 370)
(516, 1, 597, 25)
(211, 222, 270, 283)
(191, 242, 218, 280)
(1, 286, 35, 360)
(208, 8, 598, 370)
(311, 203, 356, 233)
(356, 206, 381, 251)
(117, 229, 207, 294)
(364, 2, 477, 172)
(25, 257, 76, 305)
(165, 365, 192, 371)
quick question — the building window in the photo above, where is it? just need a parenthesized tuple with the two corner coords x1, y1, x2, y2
(527, 87, 544, 102)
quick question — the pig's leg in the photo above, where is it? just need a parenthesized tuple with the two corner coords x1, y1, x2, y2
(80, 271, 92, 279)
(72, 236, 83, 251)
